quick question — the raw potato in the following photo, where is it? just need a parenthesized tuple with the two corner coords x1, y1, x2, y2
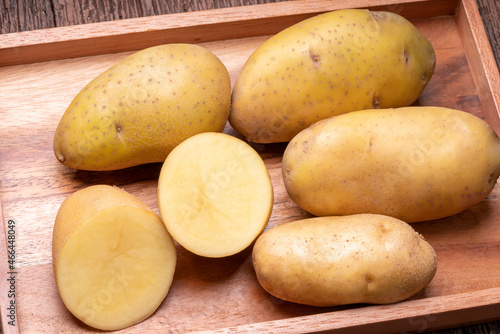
(252, 214, 437, 307)
(282, 107, 500, 222)
(52, 185, 176, 331)
(53, 43, 231, 171)
(230, 9, 435, 143)
(158, 132, 273, 258)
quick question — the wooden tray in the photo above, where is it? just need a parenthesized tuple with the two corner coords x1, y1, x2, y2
(1, 0, 500, 333)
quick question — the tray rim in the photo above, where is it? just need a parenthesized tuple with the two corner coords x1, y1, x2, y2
(1, 0, 500, 333)
(0, 0, 459, 67)
(192, 286, 500, 333)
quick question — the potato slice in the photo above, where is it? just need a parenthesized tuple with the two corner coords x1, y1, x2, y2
(53, 185, 176, 331)
(158, 132, 273, 258)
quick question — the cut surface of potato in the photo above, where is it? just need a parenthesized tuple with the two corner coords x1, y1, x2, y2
(158, 132, 273, 258)
(53, 186, 176, 331)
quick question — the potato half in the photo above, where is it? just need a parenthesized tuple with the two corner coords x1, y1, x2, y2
(52, 185, 176, 331)
(157, 132, 273, 258)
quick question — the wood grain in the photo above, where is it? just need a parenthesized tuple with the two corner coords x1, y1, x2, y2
(456, 0, 500, 133)
(476, 0, 500, 69)
(0, 0, 461, 67)
(1, 0, 499, 70)
(1, 0, 500, 333)
(0, 0, 291, 34)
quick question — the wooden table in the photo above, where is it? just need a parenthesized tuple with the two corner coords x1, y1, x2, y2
(1, 1, 500, 333)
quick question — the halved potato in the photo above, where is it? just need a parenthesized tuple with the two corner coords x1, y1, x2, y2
(157, 132, 273, 257)
(52, 185, 176, 331)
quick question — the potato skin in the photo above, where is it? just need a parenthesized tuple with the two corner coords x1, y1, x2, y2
(230, 9, 435, 143)
(252, 214, 437, 307)
(53, 43, 231, 171)
(282, 107, 500, 222)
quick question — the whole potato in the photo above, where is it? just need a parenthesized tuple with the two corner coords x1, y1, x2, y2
(252, 214, 437, 307)
(282, 107, 500, 222)
(230, 9, 435, 143)
(53, 43, 231, 171)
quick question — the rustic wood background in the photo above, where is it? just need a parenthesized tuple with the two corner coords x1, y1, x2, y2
(1, 0, 500, 333)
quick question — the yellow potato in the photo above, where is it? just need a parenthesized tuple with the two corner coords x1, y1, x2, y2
(52, 185, 176, 331)
(157, 132, 273, 258)
(230, 9, 435, 143)
(282, 107, 500, 222)
(252, 214, 437, 307)
(54, 43, 231, 171)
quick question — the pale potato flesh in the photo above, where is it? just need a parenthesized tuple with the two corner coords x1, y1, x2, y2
(53, 43, 231, 171)
(52, 185, 154, 267)
(252, 214, 437, 307)
(158, 132, 273, 258)
(52, 185, 176, 330)
(56, 206, 176, 331)
(230, 9, 435, 143)
(282, 107, 500, 222)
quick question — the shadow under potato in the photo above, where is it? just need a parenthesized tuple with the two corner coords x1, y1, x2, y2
(63, 162, 163, 188)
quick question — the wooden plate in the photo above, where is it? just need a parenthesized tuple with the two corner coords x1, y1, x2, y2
(1, 0, 499, 333)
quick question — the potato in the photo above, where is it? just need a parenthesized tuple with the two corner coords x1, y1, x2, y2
(229, 9, 435, 143)
(52, 185, 176, 330)
(282, 107, 500, 222)
(252, 214, 437, 307)
(53, 43, 231, 171)
(157, 132, 273, 258)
